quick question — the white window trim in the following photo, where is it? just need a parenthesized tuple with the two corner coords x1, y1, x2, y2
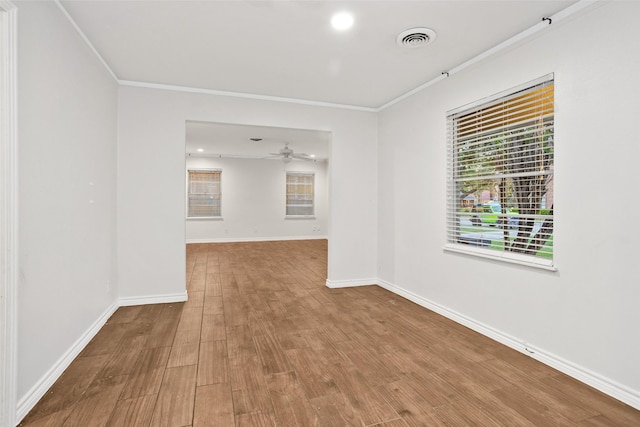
(444, 74, 556, 271)
(443, 244, 556, 271)
(187, 216, 224, 221)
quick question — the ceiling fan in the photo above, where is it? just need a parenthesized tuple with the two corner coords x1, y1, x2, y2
(265, 143, 315, 163)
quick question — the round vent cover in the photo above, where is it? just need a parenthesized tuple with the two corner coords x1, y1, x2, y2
(396, 27, 437, 48)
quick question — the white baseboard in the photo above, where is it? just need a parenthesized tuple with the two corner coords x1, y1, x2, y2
(119, 291, 188, 307)
(186, 235, 328, 244)
(523, 343, 640, 411)
(376, 278, 640, 411)
(325, 278, 377, 288)
(376, 279, 524, 348)
(16, 301, 119, 422)
(16, 291, 190, 424)
(16, 277, 639, 425)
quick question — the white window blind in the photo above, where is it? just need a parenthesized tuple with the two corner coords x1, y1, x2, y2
(446, 75, 554, 268)
(286, 172, 314, 217)
(187, 169, 221, 218)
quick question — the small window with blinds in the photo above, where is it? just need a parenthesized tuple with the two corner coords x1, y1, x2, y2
(446, 75, 555, 269)
(187, 169, 221, 218)
(286, 172, 314, 217)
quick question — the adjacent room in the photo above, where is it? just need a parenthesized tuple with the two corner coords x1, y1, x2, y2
(184, 121, 330, 244)
(2, 0, 639, 426)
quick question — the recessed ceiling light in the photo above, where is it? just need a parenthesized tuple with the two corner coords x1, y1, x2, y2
(197, 148, 204, 152)
(331, 11, 354, 31)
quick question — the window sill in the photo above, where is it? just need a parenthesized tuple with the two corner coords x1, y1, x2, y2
(443, 244, 557, 271)
(285, 216, 316, 220)
(186, 217, 224, 221)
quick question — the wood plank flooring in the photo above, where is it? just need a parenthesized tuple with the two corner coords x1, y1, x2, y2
(19, 239, 640, 426)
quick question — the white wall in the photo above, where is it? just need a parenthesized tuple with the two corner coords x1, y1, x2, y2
(17, 0, 118, 411)
(185, 156, 328, 242)
(117, 86, 378, 299)
(378, 1, 640, 407)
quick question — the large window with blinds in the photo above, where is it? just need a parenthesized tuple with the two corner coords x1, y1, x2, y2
(286, 172, 314, 217)
(446, 74, 554, 269)
(187, 169, 221, 218)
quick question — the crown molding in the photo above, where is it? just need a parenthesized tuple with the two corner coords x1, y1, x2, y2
(378, 0, 601, 111)
(118, 80, 378, 113)
(53, 0, 118, 81)
(55, 0, 601, 112)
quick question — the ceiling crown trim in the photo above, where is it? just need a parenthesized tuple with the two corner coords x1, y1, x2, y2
(54, 0, 118, 82)
(379, 0, 600, 111)
(55, 0, 600, 113)
(118, 80, 378, 113)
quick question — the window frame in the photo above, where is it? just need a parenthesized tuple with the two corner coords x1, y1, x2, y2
(186, 168, 222, 219)
(444, 74, 556, 271)
(285, 171, 315, 219)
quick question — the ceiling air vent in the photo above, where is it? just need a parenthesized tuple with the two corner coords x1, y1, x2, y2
(396, 27, 437, 48)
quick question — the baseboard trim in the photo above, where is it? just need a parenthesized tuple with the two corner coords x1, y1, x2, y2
(186, 235, 328, 244)
(523, 343, 640, 411)
(119, 291, 188, 307)
(16, 301, 119, 422)
(325, 278, 377, 289)
(376, 279, 524, 349)
(16, 277, 639, 424)
(16, 291, 190, 423)
(376, 278, 640, 411)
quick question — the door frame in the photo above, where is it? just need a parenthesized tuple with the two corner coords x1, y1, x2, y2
(0, 1, 18, 425)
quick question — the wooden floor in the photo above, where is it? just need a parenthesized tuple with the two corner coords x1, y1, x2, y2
(20, 239, 640, 426)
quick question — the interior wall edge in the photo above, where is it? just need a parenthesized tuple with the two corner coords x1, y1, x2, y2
(375, 278, 640, 411)
(15, 301, 119, 424)
(325, 278, 378, 289)
(15, 289, 190, 424)
(52, 0, 117, 81)
(0, 2, 18, 425)
(118, 292, 188, 307)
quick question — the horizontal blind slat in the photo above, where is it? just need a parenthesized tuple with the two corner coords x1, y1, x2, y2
(447, 77, 554, 264)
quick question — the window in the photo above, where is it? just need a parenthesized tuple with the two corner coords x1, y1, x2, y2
(187, 169, 221, 218)
(286, 172, 314, 217)
(446, 75, 554, 269)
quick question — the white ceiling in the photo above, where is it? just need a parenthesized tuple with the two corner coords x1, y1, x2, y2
(58, 0, 577, 157)
(186, 121, 331, 160)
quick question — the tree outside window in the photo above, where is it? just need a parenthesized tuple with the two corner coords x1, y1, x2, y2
(447, 76, 554, 266)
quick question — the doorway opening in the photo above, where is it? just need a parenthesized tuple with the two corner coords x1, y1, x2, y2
(183, 121, 331, 247)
